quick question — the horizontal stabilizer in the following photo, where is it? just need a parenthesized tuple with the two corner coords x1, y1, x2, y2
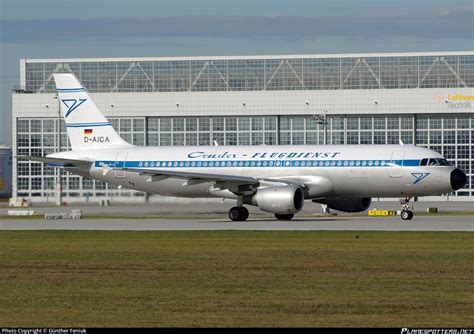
(17, 155, 93, 168)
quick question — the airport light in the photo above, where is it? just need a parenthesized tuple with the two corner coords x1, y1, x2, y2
(311, 110, 330, 214)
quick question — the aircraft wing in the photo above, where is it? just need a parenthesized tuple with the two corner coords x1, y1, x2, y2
(119, 167, 258, 184)
(117, 167, 306, 195)
(17, 155, 93, 168)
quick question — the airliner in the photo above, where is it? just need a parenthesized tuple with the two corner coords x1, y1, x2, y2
(22, 74, 467, 221)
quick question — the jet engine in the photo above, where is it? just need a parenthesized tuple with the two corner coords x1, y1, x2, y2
(248, 185, 305, 214)
(315, 197, 372, 212)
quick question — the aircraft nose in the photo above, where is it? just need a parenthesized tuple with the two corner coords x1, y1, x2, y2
(450, 168, 467, 191)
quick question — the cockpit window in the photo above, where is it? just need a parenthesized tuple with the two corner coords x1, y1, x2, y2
(420, 158, 428, 166)
(427, 158, 451, 166)
(438, 158, 450, 166)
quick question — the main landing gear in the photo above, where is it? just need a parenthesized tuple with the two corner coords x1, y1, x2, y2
(227, 197, 296, 222)
(400, 196, 414, 220)
(228, 206, 249, 221)
(228, 207, 295, 221)
(274, 213, 294, 220)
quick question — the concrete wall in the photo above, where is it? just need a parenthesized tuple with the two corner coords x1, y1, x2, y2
(12, 87, 474, 118)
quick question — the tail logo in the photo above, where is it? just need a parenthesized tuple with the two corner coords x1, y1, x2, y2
(411, 172, 430, 184)
(62, 99, 87, 118)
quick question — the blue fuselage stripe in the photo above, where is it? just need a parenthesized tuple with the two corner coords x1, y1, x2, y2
(95, 159, 421, 169)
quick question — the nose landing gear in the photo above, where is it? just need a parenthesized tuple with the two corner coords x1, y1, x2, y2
(400, 209, 414, 220)
(400, 196, 414, 220)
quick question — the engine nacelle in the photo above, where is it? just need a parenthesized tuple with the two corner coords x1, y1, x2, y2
(317, 197, 372, 213)
(249, 185, 305, 214)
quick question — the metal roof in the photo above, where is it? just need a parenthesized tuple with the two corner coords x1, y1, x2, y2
(23, 51, 474, 64)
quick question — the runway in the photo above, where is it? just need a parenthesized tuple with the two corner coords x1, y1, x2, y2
(0, 215, 473, 231)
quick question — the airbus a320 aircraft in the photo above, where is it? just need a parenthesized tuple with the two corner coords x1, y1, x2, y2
(23, 74, 467, 221)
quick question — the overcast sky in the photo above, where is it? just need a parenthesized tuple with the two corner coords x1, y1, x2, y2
(0, 0, 473, 144)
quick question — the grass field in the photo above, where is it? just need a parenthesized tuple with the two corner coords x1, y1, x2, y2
(0, 231, 473, 327)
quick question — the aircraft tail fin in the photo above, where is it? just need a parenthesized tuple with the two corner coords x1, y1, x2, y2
(53, 73, 132, 150)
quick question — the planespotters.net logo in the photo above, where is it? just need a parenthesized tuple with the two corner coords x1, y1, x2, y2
(401, 329, 474, 334)
(436, 94, 473, 109)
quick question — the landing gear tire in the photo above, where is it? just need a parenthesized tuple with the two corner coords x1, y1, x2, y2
(401, 210, 414, 220)
(274, 213, 294, 221)
(400, 196, 414, 221)
(228, 206, 249, 221)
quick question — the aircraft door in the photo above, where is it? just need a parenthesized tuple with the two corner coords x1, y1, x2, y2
(389, 150, 405, 178)
(114, 152, 128, 178)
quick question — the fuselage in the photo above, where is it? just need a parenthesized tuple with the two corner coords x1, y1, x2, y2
(53, 144, 461, 199)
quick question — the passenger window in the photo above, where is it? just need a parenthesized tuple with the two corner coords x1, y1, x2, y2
(420, 158, 428, 166)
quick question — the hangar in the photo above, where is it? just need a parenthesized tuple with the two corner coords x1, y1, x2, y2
(11, 51, 474, 202)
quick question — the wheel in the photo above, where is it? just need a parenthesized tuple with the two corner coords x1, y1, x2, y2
(401, 210, 414, 220)
(239, 207, 249, 221)
(274, 213, 294, 221)
(228, 206, 249, 221)
(228, 207, 240, 221)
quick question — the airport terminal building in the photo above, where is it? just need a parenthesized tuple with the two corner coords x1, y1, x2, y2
(11, 51, 474, 202)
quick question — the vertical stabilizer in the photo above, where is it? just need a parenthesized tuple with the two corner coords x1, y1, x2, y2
(53, 73, 132, 150)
